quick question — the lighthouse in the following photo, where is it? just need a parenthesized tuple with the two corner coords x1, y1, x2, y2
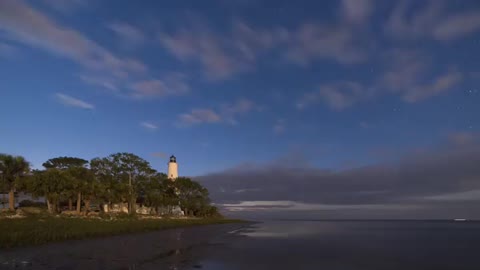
(168, 155, 178, 180)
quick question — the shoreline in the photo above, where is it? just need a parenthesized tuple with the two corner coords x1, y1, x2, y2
(0, 215, 245, 249)
(0, 222, 249, 269)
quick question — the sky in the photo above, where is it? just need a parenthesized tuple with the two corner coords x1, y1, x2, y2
(1, 0, 480, 219)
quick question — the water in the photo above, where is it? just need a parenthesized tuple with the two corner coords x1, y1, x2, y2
(197, 220, 480, 270)
(2, 220, 480, 269)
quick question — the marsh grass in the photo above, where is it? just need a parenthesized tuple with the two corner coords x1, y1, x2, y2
(0, 215, 242, 249)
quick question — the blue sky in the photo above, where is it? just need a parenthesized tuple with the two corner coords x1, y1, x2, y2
(1, 0, 480, 217)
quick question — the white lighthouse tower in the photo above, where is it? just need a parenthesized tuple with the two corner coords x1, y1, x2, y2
(168, 155, 178, 180)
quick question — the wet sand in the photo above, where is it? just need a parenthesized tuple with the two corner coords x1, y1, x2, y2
(0, 223, 247, 270)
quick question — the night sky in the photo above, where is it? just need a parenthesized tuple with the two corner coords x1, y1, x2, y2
(1, 0, 480, 218)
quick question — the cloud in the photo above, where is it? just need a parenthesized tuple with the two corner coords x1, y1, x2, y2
(159, 11, 370, 79)
(55, 93, 94, 109)
(195, 138, 480, 218)
(177, 98, 259, 127)
(220, 98, 259, 125)
(424, 190, 480, 202)
(0, 0, 146, 78)
(140, 121, 158, 130)
(285, 23, 367, 66)
(223, 200, 416, 212)
(178, 109, 222, 126)
(297, 81, 372, 110)
(78, 74, 118, 92)
(42, 0, 89, 13)
(402, 69, 463, 102)
(107, 22, 145, 47)
(151, 152, 167, 158)
(159, 24, 241, 80)
(378, 49, 463, 103)
(448, 132, 479, 146)
(386, 1, 480, 41)
(299, 49, 464, 111)
(231, 20, 280, 61)
(159, 18, 286, 80)
(130, 74, 190, 99)
(0, 0, 195, 104)
(340, 0, 375, 24)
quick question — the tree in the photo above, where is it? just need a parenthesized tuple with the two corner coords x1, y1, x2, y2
(0, 154, 30, 210)
(143, 173, 179, 214)
(91, 153, 155, 214)
(27, 169, 68, 213)
(91, 157, 127, 212)
(42, 157, 88, 212)
(42, 157, 88, 170)
(174, 177, 211, 216)
(65, 166, 95, 213)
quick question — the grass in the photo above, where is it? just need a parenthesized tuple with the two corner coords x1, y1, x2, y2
(0, 214, 244, 249)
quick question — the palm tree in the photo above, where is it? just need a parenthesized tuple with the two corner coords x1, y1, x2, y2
(0, 154, 30, 210)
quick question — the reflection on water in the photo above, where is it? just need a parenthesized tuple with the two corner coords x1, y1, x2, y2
(0, 258, 32, 270)
(196, 220, 480, 270)
(238, 220, 341, 238)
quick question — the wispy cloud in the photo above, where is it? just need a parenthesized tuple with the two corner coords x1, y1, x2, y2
(55, 93, 94, 110)
(151, 152, 167, 158)
(340, 0, 375, 24)
(297, 81, 372, 110)
(130, 73, 190, 99)
(177, 98, 260, 127)
(220, 98, 259, 125)
(42, 0, 89, 13)
(0, 0, 146, 78)
(378, 49, 463, 103)
(159, 23, 245, 80)
(298, 48, 464, 110)
(286, 23, 367, 66)
(386, 1, 480, 41)
(78, 74, 118, 92)
(159, 12, 370, 80)
(178, 109, 222, 126)
(107, 22, 145, 48)
(140, 121, 158, 130)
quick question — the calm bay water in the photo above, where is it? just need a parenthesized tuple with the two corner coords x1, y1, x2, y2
(2, 220, 480, 269)
(197, 220, 480, 270)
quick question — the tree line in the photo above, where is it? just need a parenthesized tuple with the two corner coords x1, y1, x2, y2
(0, 153, 219, 217)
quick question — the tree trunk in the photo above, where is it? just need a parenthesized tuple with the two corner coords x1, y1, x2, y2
(128, 173, 134, 214)
(8, 188, 15, 211)
(84, 199, 90, 215)
(68, 198, 73, 211)
(130, 196, 136, 214)
(52, 199, 57, 213)
(47, 199, 52, 213)
(76, 192, 81, 213)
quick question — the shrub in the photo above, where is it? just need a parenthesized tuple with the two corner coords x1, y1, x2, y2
(18, 200, 46, 208)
